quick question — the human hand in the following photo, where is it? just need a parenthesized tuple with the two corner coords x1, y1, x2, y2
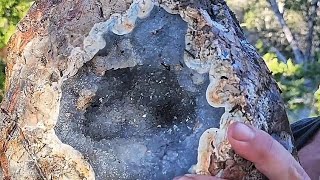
(174, 122, 310, 180)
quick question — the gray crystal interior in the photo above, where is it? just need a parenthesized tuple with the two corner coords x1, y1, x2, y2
(55, 7, 224, 179)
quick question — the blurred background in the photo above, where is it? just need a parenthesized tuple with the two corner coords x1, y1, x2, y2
(0, 0, 319, 122)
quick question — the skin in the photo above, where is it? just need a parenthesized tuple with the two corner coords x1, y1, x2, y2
(174, 122, 311, 180)
(298, 130, 320, 180)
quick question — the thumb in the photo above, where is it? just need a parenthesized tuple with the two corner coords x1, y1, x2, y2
(227, 122, 310, 180)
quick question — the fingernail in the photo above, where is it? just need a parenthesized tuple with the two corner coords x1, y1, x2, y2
(230, 122, 255, 141)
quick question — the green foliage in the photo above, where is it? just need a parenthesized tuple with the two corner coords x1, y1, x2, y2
(227, 0, 319, 61)
(263, 53, 299, 76)
(314, 88, 320, 114)
(264, 52, 320, 116)
(227, 0, 320, 120)
(284, 0, 308, 12)
(0, 0, 33, 48)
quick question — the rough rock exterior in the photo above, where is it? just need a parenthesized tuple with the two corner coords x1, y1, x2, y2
(0, 0, 295, 179)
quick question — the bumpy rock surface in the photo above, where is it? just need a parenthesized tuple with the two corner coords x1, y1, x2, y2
(0, 0, 295, 179)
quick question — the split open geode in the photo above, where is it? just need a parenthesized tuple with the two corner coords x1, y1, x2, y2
(0, 0, 294, 179)
(55, 10, 224, 177)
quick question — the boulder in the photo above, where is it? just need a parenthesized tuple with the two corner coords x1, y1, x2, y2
(0, 0, 295, 179)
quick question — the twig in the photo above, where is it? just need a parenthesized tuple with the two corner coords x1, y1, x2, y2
(269, 46, 287, 62)
(305, 0, 319, 61)
(267, 0, 305, 64)
(263, 40, 287, 62)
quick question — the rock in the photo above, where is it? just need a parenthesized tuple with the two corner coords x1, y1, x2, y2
(76, 87, 98, 111)
(0, 0, 295, 179)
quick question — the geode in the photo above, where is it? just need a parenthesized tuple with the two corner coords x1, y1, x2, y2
(0, 0, 295, 179)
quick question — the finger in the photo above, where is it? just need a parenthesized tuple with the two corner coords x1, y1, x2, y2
(173, 174, 223, 180)
(227, 122, 310, 180)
